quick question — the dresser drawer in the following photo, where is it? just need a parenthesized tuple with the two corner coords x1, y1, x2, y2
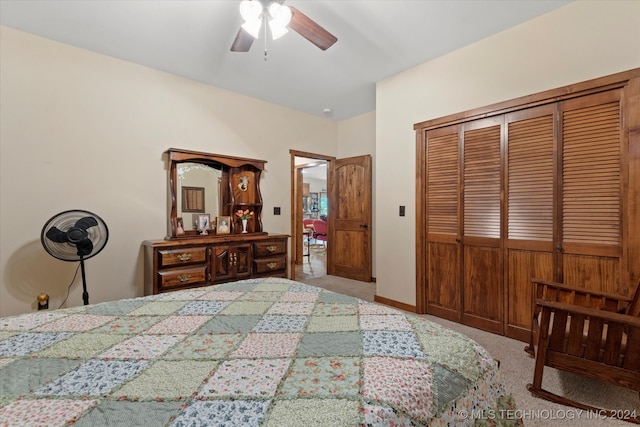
(158, 247, 207, 268)
(253, 241, 286, 257)
(253, 256, 287, 274)
(158, 266, 208, 291)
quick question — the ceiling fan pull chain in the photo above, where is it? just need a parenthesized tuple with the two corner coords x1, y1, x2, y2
(264, 14, 268, 61)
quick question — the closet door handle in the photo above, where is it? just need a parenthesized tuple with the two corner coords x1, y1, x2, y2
(556, 245, 563, 251)
(360, 224, 369, 229)
(455, 238, 461, 243)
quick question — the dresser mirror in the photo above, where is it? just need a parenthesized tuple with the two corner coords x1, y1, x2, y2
(166, 148, 266, 238)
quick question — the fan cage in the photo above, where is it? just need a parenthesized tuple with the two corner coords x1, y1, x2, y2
(41, 210, 109, 262)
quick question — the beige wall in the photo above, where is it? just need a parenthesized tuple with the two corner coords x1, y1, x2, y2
(0, 26, 339, 316)
(375, 1, 640, 306)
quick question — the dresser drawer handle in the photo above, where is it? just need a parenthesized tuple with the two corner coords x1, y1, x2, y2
(266, 262, 278, 270)
(177, 274, 192, 282)
(176, 253, 192, 262)
(266, 245, 278, 253)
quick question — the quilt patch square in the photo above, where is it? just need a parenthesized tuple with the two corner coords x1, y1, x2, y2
(306, 315, 359, 332)
(115, 360, 216, 400)
(0, 398, 97, 427)
(363, 356, 434, 423)
(359, 315, 413, 331)
(199, 358, 290, 397)
(128, 301, 187, 316)
(37, 314, 114, 332)
(313, 303, 357, 316)
(266, 302, 314, 315)
(199, 290, 244, 301)
(93, 316, 164, 334)
(37, 333, 129, 359)
(252, 315, 307, 332)
(99, 334, 185, 359)
(288, 284, 320, 293)
(297, 332, 362, 357)
(0, 358, 81, 395)
(317, 292, 358, 304)
(280, 357, 361, 397)
(239, 291, 283, 302)
(36, 359, 148, 396)
(0, 312, 67, 331)
(0, 332, 72, 357)
(362, 331, 425, 358)
(72, 401, 184, 427)
(417, 330, 482, 381)
(156, 289, 208, 301)
(163, 333, 244, 359)
(86, 300, 148, 316)
(220, 301, 273, 315)
(358, 303, 401, 315)
(231, 333, 301, 358)
(265, 398, 360, 427)
(145, 315, 211, 334)
(197, 315, 261, 333)
(171, 399, 270, 427)
(177, 301, 230, 315)
(252, 282, 292, 292)
(279, 291, 319, 302)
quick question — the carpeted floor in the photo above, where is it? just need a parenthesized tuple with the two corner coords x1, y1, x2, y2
(297, 272, 639, 427)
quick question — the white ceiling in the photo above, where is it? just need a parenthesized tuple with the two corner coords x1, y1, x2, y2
(0, 0, 571, 121)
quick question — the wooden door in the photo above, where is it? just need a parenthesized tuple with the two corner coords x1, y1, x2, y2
(559, 90, 624, 294)
(423, 124, 461, 322)
(327, 155, 372, 282)
(461, 117, 504, 334)
(504, 105, 556, 340)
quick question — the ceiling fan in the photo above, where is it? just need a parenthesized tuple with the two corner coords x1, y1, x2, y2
(230, 0, 337, 53)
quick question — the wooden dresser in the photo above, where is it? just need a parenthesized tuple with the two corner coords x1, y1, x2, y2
(143, 234, 288, 295)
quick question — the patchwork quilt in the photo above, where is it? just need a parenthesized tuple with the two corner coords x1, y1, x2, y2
(0, 278, 521, 426)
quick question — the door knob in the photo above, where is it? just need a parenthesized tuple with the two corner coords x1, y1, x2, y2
(360, 224, 369, 229)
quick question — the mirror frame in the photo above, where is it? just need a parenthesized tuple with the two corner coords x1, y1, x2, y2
(165, 148, 266, 239)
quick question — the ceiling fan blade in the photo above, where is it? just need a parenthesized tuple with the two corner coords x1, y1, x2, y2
(230, 27, 255, 52)
(75, 216, 98, 230)
(288, 6, 337, 51)
(46, 227, 69, 243)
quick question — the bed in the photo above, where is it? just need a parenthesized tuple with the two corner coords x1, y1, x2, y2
(0, 278, 520, 426)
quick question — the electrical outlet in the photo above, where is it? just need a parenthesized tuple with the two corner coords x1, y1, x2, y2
(274, 207, 281, 215)
(399, 206, 405, 217)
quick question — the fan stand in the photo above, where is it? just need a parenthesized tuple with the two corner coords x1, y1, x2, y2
(79, 255, 90, 305)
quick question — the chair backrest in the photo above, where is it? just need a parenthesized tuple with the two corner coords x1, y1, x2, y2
(303, 218, 314, 229)
(312, 220, 327, 235)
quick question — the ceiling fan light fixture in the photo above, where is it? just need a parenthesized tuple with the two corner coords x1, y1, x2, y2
(268, 3, 291, 40)
(239, 0, 263, 22)
(242, 19, 262, 38)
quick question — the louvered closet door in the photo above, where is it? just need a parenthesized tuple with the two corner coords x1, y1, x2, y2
(425, 125, 461, 322)
(560, 90, 624, 295)
(504, 105, 556, 340)
(462, 117, 503, 334)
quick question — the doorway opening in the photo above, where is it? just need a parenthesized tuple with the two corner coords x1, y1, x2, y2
(290, 150, 334, 281)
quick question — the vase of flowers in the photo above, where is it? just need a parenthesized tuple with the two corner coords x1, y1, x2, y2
(235, 209, 254, 233)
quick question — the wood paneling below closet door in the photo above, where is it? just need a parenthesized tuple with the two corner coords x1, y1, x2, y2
(559, 90, 624, 295)
(424, 125, 461, 321)
(462, 118, 503, 334)
(504, 105, 556, 341)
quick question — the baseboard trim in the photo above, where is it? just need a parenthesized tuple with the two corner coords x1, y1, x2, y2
(374, 295, 416, 313)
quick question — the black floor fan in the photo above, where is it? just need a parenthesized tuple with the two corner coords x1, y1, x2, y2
(41, 210, 109, 305)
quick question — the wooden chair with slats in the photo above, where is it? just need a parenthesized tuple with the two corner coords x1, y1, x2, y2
(525, 278, 640, 423)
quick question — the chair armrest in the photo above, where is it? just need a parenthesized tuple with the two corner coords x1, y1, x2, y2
(535, 298, 640, 328)
(532, 279, 632, 304)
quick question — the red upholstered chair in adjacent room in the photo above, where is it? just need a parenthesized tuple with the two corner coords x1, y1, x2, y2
(312, 220, 327, 246)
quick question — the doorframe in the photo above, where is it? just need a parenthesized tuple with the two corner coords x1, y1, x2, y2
(289, 150, 335, 281)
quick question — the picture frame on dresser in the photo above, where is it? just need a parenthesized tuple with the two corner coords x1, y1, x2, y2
(216, 216, 231, 234)
(173, 217, 185, 236)
(197, 214, 210, 232)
